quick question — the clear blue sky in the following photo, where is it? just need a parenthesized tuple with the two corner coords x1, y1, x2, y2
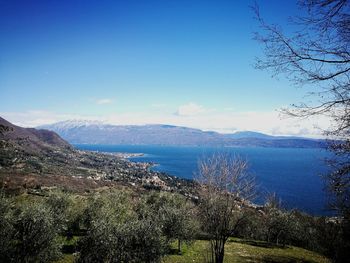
(0, 0, 326, 136)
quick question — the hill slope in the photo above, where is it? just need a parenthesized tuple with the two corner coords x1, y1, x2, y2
(0, 117, 195, 194)
(0, 116, 72, 154)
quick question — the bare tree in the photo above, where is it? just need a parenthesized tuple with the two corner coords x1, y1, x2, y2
(196, 153, 256, 263)
(254, 1, 350, 260)
(254, 0, 350, 218)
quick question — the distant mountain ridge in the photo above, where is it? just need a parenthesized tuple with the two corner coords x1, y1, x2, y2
(225, 131, 276, 140)
(39, 120, 326, 148)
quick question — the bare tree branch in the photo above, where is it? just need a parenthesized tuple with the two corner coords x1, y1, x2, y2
(196, 153, 256, 263)
(254, 0, 350, 224)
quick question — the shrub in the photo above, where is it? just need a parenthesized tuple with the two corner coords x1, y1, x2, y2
(0, 192, 16, 262)
(77, 190, 166, 263)
(13, 202, 61, 263)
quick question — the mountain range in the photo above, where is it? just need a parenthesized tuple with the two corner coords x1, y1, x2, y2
(39, 120, 326, 148)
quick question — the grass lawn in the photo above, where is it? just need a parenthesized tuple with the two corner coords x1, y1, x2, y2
(55, 238, 330, 263)
(54, 254, 75, 263)
(162, 239, 331, 263)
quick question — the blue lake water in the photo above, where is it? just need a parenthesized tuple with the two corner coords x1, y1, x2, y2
(75, 144, 332, 216)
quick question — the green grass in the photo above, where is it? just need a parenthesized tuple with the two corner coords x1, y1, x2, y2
(54, 254, 75, 263)
(162, 239, 331, 263)
(54, 238, 330, 263)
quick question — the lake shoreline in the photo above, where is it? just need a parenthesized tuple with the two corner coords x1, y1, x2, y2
(74, 144, 332, 216)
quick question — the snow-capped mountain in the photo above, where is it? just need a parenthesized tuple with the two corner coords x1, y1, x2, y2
(38, 120, 326, 148)
(40, 120, 105, 130)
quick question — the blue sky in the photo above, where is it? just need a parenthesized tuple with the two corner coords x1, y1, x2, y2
(0, 0, 329, 137)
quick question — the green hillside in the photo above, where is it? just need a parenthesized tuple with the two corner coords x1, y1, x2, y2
(56, 238, 330, 263)
(162, 239, 330, 263)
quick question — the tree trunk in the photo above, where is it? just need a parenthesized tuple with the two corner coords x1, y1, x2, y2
(276, 230, 283, 246)
(213, 239, 225, 263)
(178, 239, 181, 254)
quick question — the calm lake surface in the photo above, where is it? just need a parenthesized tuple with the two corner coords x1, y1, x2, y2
(75, 144, 332, 216)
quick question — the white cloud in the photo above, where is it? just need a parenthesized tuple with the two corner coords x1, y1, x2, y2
(0, 109, 332, 138)
(96, 98, 113, 105)
(0, 110, 97, 127)
(175, 102, 206, 116)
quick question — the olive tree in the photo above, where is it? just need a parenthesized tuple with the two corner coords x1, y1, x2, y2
(0, 192, 15, 262)
(45, 191, 71, 234)
(77, 190, 166, 263)
(13, 202, 61, 263)
(196, 154, 256, 263)
(142, 192, 199, 254)
(0, 191, 62, 263)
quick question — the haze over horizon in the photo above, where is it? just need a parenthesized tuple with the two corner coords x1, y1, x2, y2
(0, 0, 331, 138)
